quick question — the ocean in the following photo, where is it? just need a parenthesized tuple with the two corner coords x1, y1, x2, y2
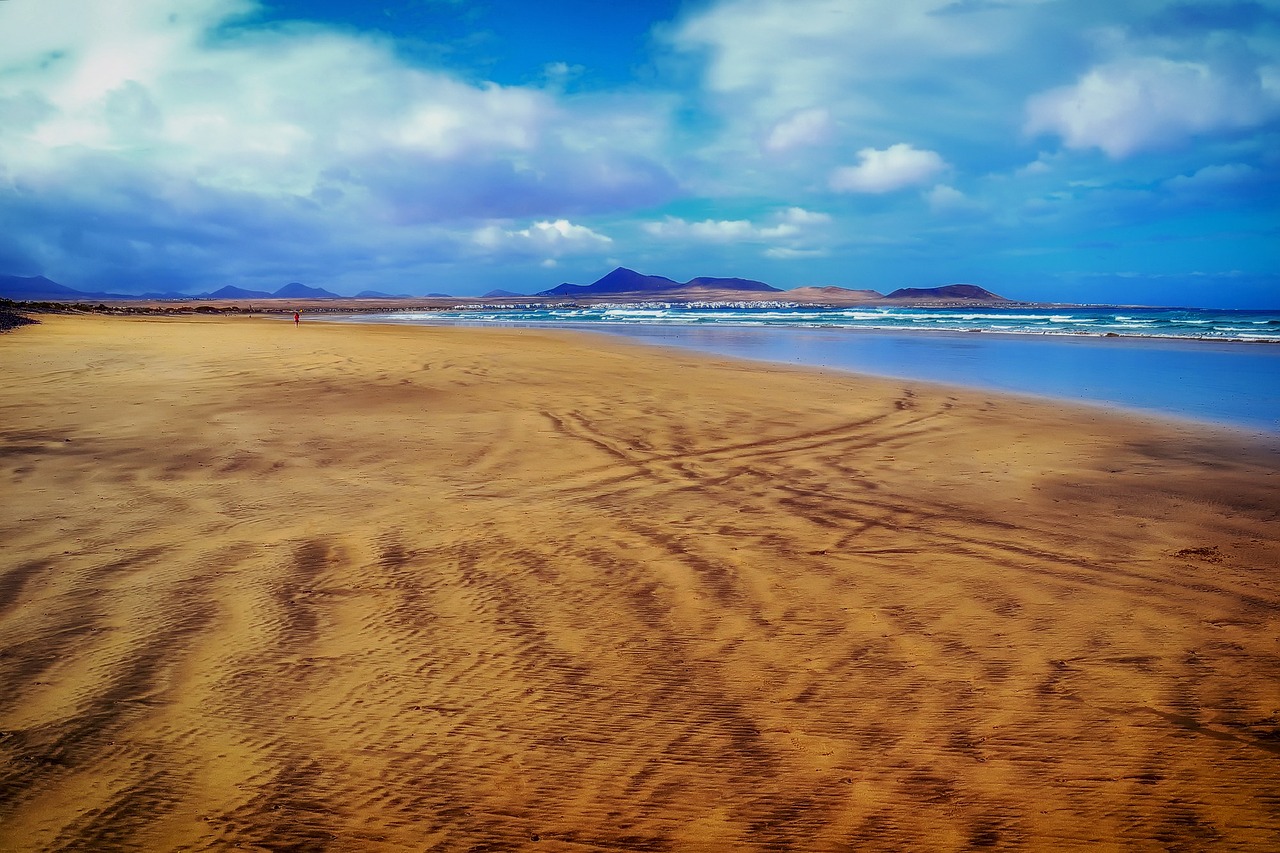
(337, 304, 1280, 433)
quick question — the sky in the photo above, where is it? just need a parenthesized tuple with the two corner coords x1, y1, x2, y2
(1, 0, 1278, 306)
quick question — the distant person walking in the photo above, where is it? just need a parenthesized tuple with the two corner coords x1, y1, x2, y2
(294, 310, 300, 326)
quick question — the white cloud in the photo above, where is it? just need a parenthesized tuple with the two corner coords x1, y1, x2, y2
(0, 0, 675, 289)
(763, 108, 834, 153)
(472, 219, 612, 255)
(543, 61, 585, 87)
(830, 144, 947, 193)
(643, 207, 830, 242)
(777, 206, 832, 225)
(1016, 156, 1053, 177)
(672, 0, 1031, 111)
(764, 247, 828, 259)
(1025, 56, 1280, 158)
(664, 0, 1050, 197)
(1163, 163, 1261, 192)
(926, 183, 979, 213)
(642, 206, 833, 261)
(644, 218, 762, 240)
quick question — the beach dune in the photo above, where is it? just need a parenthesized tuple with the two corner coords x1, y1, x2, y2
(1, 315, 1277, 850)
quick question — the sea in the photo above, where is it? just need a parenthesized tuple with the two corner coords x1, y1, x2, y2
(336, 303, 1280, 434)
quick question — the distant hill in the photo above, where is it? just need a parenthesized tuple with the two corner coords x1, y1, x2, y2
(274, 282, 342, 299)
(2, 271, 1008, 305)
(539, 268, 678, 296)
(0, 274, 152, 301)
(786, 286, 884, 304)
(535, 272, 1007, 304)
(209, 285, 274, 299)
(885, 284, 1007, 301)
(0, 275, 83, 300)
(684, 275, 780, 292)
(539, 267, 781, 297)
(0, 274, 352, 301)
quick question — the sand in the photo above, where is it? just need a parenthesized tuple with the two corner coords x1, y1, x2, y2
(1, 314, 1277, 851)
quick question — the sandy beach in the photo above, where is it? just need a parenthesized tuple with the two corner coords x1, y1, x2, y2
(1, 313, 1278, 851)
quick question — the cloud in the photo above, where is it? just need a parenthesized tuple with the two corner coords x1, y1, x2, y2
(640, 206, 833, 263)
(1157, 162, 1275, 209)
(926, 183, 982, 213)
(661, 0, 1058, 200)
(1015, 155, 1053, 177)
(671, 0, 1030, 111)
(830, 144, 947, 193)
(777, 206, 832, 226)
(644, 218, 754, 240)
(472, 219, 612, 256)
(0, 0, 675, 291)
(763, 108, 834, 153)
(3, 0, 1277, 303)
(643, 207, 830, 242)
(543, 61, 585, 87)
(644, 217, 785, 241)
(1025, 56, 1280, 158)
(1163, 163, 1261, 192)
(764, 247, 828, 259)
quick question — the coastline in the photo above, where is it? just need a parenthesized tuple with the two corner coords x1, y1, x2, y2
(8, 296, 1280, 343)
(2, 314, 1278, 850)
(333, 313, 1280, 434)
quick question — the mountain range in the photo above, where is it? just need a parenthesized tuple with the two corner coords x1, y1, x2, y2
(0, 275, 352, 302)
(538, 267, 780, 297)
(0, 269, 1008, 304)
(533, 267, 1006, 303)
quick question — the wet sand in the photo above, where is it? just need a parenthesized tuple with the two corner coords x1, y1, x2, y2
(1, 314, 1278, 851)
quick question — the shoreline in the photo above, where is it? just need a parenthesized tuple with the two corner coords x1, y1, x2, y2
(597, 326, 1280, 438)
(326, 313, 1280, 435)
(2, 314, 1278, 850)
(347, 311, 1280, 345)
(6, 297, 1280, 344)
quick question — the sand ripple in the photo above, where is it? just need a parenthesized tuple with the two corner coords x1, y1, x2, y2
(1, 316, 1278, 850)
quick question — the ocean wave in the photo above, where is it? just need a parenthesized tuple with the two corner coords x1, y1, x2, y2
(376, 304, 1280, 343)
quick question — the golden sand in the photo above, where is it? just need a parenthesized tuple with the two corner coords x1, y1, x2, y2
(1, 314, 1278, 850)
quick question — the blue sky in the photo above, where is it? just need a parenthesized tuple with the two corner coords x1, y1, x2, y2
(1, 0, 1277, 306)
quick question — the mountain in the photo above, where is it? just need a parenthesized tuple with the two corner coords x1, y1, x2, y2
(884, 284, 1007, 301)
(684, 275, 779, 292)
(2, 271, 1007, 305)
(0, 274, 140, 301)
(785, 286, 884, 304)
(539, 268, 678, 296)
(538, 267, 782, 297)
(273, 282, 342, 299)
(1, 275, 82, 300)
(1, 274, 361, 301)
(209, 285, 274, 299)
